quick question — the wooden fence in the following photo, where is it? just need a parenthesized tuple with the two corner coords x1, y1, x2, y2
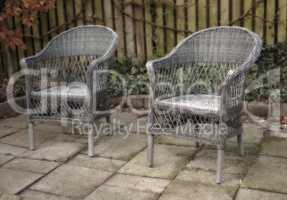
(1, 0, 287, 77)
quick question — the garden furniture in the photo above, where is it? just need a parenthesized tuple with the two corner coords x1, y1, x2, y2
(20, 25, 118, 157)
(146, 26, 262, 183)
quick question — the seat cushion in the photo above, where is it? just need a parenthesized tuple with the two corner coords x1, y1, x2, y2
(31, 85, 89, 99)
(155, 94, 221, 116)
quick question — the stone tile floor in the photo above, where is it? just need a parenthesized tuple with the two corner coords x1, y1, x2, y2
(0, 113, 287, 200)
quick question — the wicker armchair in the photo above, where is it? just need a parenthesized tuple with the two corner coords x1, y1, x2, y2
(146, 26, 262, 183)
(20, 25, 118, 157)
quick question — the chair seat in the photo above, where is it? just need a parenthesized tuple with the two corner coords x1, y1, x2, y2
(155, 94, 221, 116)
(31, 85, 89, 100)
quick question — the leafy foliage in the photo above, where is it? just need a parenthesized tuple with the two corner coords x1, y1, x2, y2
(0, 0, 55, 48)
(246, 43, 287, 102)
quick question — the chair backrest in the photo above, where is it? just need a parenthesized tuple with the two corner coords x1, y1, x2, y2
(170, 26, 262, 67)
(39, 25, 117, 59)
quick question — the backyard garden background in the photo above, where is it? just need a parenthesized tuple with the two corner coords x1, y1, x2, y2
(0, 0, 287, 126)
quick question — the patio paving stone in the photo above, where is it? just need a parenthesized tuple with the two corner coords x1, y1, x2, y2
(83, 134, 146, 161)
(0, 154, 14, 166)
(0, 116, 27, 130)
(187, 148, 255, 175)
(68, 154, 126, 172)
(176, 169, 242, 190)
(0, 130, 59, 148)
(236, 188, 287, 200)
(260, 136, 287, 158)
(242, 156, 287, 194)
(104, 174, 170, 194)
(20, 190, 72, 200)
(0, 168, 42, 194)
(0, 127, 19, 139)
(0, 143, 27, 156)
(22, 141, 84, 162)
(34, 121, 64, 134)
(159, 180, 233, 200)
(156, 136, 196, 147)
(3, 158, 59, 174)
(84, 185, 159, 200)
(0, 191, 20, 200)
(31, 164, 113, 199)
(119, 144, 195, 179)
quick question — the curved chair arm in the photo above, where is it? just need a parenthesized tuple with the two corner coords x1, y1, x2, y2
(146, 55, 180, 104)
(86, 38, 117, 112)
(220, 33, 262, 118)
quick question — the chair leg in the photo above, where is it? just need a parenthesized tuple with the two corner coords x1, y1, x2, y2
(216, 146, 224, 184)
(88, 123, 95, 157)
(147, 134, 154, 167)
(28, 122, 35, 151)
(237, 134, 244, 156)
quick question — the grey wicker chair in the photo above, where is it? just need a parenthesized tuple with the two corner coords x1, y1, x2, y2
(20, 25, 118, 157)
(146, 26, 262, 184)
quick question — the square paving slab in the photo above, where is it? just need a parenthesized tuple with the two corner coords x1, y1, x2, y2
(104, 174, 170, 194)
(119, 144, 195, 179)
(0, 168, 42, 194)
(187, 148, 255, 175)
(83, 134, 147, 161)
(159, 180, 234, 200)
(20, 190, 72, 200)
(0, 127, 19, 139)
(243, 156, 287, 194)
(0, 143, 27, 156)
(3, 158, 59, 174)
(68, 154, 126, 172)
(260, 136, 287, 158)
(22, 141, 84, 162)
(0, 130, 58, 148)
(84, 185, 159, 200)
(31, 164, 113, 199)
(0, 115, 27, 129)
(176, 169, 242, 189)
(236, 188, 287, 200)
(0, 154, 14, 166)
(0, 191, 20, 200)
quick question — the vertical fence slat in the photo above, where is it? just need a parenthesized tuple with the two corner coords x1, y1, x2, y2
(266, 0, 275, 44)
(166, 0, 176, 52)
(113, 0, 125, 59)
(255, 0, 264, 39)
(48, 7, 58, 38)
(75, 0, 84, 26)
(124, 0, 136, 58)
(176, 0, 186, 42)
(155, 0, 165, 57)
(244, 0, 253, 30)
(210, 0, 218, 26)
(221, 0, 229, 25)
(279, 0, 287, 42)
(144, 0, 154, 59)
(103, 0, 113, 28)
(134, 0, 145, 60)
(232, 0, 240, 26)
(95, 0, 104, 25)
(85, 0, 93, 24)
(188, 0, 196, 33)
(197, 0, 206, 29)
